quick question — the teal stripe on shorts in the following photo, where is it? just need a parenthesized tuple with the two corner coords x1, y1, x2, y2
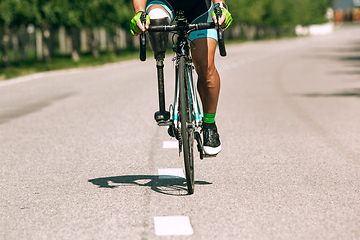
(189, 29, 218, 42)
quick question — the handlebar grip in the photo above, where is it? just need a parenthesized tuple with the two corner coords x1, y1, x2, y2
(214, 6, 226, 57)
(195, 22, 216, 30)
(217, 28, 226, 57)
(140, 12, 147, 61)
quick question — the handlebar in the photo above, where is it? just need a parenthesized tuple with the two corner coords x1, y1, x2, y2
(214, 6, 227, 57)
(140, 13, 147, 61)
(139, 6, 226, 61)
(147, 22, 215, 32)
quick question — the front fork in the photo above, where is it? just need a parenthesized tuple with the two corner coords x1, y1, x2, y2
(168, 56, 204, 158)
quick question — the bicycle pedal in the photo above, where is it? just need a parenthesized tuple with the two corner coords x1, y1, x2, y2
(204, 153, 218, 158)
(157, 120, 172, 126)
(154, 111, 170, 122)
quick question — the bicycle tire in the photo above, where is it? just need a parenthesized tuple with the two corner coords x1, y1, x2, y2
(178, 56, 195, 194)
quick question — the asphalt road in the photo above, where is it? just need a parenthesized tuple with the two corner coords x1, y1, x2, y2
(1, 25, 359, 240)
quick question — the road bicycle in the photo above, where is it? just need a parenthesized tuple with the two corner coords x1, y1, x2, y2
(138, 7, 226, 194)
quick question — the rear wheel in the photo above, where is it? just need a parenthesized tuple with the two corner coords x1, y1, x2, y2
(178, 56, 194, 194)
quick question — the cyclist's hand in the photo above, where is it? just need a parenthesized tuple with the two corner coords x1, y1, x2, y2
(130, 11, 150, 36)
(212, 6, 232, 30)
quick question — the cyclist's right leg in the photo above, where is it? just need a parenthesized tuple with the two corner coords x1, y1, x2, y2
(146, 2, 173, 122)
(146, 2, 172, 60)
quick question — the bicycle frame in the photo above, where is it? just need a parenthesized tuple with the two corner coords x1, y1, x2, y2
(171, 24, 202, 131)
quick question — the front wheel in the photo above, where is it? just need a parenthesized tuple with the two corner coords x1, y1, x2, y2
(178, 56, 195, 194)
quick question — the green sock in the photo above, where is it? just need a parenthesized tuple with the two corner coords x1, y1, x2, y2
(203, 112, 216, 124)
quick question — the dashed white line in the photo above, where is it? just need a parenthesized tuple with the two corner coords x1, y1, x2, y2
(154, 216, 193, 236)
(158, 168, 185, 179)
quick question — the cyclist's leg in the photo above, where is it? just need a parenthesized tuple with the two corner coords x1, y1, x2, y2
(191, 37, 221, 155)
(188, 0, 219, 117)
(146, 1, 173, 60)
(191, 38, 219, 116)
(147, 4, 171, 19)
(146, 1, 174, 122)
(146, 0, 174, 20)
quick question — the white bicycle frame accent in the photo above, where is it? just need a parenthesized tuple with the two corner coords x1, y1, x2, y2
(172, 57, 202, 129)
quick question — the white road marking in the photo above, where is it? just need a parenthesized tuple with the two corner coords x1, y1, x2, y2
(154, 216, 193, 236)
(162, 141, 178, 149)
(158, 168, 185, 179)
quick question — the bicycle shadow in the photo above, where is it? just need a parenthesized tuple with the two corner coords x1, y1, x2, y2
(88, 175, 212, 196)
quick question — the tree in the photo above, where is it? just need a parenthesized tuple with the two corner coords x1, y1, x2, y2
(228, 0, 333, 27)
(40, 0, 84, 61)
(84, 0, 133, 56)
(0, 0, 39, 67)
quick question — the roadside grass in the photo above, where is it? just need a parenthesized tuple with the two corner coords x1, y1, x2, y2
(0, 33, 298, 81)
(0, 48, 148, 80)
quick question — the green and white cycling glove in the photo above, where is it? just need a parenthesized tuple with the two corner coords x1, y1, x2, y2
(130, 11, 151, 35)
(212, 2, 233, 29)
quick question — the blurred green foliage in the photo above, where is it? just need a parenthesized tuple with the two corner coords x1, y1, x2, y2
(0, 0, 332, 30)
(0, 0, 333, 74)
(227, 0, 333, 26)
(0, 0, 133, 29)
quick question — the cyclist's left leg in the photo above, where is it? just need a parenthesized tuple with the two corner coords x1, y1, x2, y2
(191, 38, 219, 116)
(188, 0, 220, 121)
(191, 38, 221, 155)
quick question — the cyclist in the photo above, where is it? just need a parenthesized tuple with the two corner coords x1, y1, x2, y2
(130, 0, 232, 156)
